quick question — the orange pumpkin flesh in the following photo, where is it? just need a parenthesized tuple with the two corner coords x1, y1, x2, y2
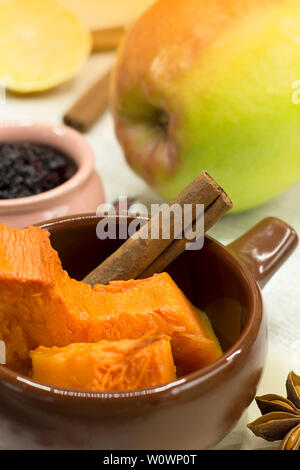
(0, 223, 222, 382)
(31, 334, 176, 392)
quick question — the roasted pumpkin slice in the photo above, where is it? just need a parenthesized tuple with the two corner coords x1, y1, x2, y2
(31, 334, 176, 392)
(0, 223, 222, 374)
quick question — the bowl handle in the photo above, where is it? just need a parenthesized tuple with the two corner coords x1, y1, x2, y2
(227, 217, 298, 288)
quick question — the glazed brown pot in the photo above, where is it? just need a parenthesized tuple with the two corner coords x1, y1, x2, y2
(0, 214, 297, 450)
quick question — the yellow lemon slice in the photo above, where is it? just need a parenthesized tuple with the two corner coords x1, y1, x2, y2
(0, 0, 91, 93)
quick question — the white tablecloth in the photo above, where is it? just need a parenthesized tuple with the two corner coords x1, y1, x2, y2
(0, 53, 299, 450)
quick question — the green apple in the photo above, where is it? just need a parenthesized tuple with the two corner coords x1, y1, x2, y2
(111, 0, 300, 212)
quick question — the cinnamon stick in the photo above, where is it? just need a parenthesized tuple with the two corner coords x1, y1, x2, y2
(91, 26, 125, 53)
(83, 172, 232, 286)
(138, 193, 231, 279)
(63, 70, 111, 133)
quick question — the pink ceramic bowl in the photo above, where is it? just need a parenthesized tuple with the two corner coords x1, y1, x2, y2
(0, 121, 105, 227)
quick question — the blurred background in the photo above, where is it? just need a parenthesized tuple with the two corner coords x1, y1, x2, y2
(58, 0, 155, 29)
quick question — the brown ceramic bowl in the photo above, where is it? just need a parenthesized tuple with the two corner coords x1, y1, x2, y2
(0, 214, 297, 450)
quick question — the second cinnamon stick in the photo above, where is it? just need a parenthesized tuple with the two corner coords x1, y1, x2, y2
(63, 70, 111, 133)
(91, 26, 125, 53)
